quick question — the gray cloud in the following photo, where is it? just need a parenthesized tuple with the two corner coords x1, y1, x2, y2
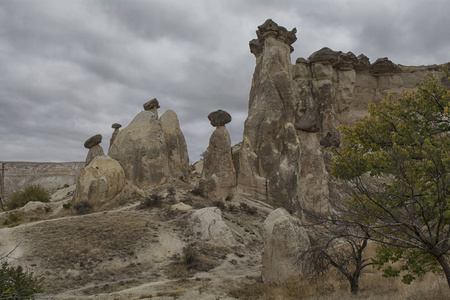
(1, 0, 449, 163)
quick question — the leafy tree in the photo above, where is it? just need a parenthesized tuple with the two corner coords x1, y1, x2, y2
(7, 185, 50, 210)
(331, 71, 450, 287)
(0, 261, 44, 299)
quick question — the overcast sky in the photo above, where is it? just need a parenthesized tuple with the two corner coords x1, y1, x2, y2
(1, 0, 449, 163)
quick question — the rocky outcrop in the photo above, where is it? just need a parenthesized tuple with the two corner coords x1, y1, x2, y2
(160, 110, 189, 180)
(207, 110, 232, 127)
(73, 155, 126, 206)
(108, 106, 170, 189)
(203, 112, 236, 201)
(189, 207, 235, 245)
(144, 98, 160, 117)
(238, 19, 301, 209)
(84, 134, 105, 166)
(262, 208, 310, 283)
(109, 123, 122, 149)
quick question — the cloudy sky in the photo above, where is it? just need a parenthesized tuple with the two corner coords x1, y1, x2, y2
(1, 0, 449, 163)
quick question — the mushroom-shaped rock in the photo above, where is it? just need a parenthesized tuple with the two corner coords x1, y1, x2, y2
(143, 98, 160, 110)
(160, 110, 190, 180)
(309, 47, 341, 64)
(262, 208, 310, 283)
(85, 145, 105, 166)
(84, 134, 102, 149)
(73, 155, 126, 207)
(258, 19, 280, 37)
(333, 52, 357, 70)
(207, 110, 232, 127)
(109, 123, 122, 149)
(355, 54, 370, 70)
(190, 207, 235, 245)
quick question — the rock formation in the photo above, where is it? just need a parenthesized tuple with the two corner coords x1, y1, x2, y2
(109, 123, 122, 149)
(144, 98, 160, 117)
(202, 110, 236, 200)
(108, 101, 170, 189)
(262, 208, 310, 283)
(73, 155, 126, 206)
(160, 110, 190, 180)
(190, 207, 235, 245)
(236, 19, 448, 216)
(84, 134, 105, 166)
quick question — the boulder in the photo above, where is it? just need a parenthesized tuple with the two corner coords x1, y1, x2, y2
(73, 155, 126, 206)
(262, 208, 310, 283)
(207, 110, 232, 127)
(160, 110, 190, 180)
(203, 126, 236, 200)
(108, 110, 170, 189)
(84, 134, 102, 149)
(190, 207, 235, 245)
(143, 98, 160, 110)
(85, 144, 105, 166)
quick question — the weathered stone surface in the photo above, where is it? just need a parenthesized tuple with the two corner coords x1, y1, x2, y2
(370, 57, 399, 74)
(203, 126, 236, 201)
(73, 155, 126, 206)
(171, 202, 193, 211)
(295, 109, 321, 132)
(320, 132, 341, 148)
(333, 52, 357, 70)
(309, 47, 340, 64)
(84, 134, 102, 149)
(112, 123, 122, 129)
(160, 110, 189, 180)
(190, 207, 235, 245)
(238, 20, 300, 207)
(262, 208, 310, 283)
(85, 144, 105, 166)
(207, 109, 232, 127)
(355, 54, 370, 70)
(108, 110, 170, 189)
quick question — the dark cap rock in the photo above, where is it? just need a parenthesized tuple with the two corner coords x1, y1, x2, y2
(84, 134, 102, 149)
(143, 98, 160, 111)
(208, 110, 232, 127)
(112, 123, 122, 129)
(370, 57, 399, 74)
(309, 47, 341, 64)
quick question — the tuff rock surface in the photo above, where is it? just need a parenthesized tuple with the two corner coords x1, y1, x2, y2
(160, 110, 190, 180)
(262, 208, 310, 283)
(189, 207, 236, 246)
(73, 155, 126, 206)
(85, 144, 105, 166)
(202, 125, 236, 201)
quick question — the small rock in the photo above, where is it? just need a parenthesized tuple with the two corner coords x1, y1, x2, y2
(207, 110, 232, 127)
(84, 134, 102, 149)
(143, 98, 160, 111)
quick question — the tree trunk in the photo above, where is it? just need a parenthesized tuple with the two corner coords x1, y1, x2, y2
(349, 277, 359, 295)
(436, 255, 450, 289)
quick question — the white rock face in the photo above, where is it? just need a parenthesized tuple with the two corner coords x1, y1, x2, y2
(202, 126, 236, 200)
(109, 111, 170, 189)
(190, 207, 235, 246)
(73, 156, 126, 205)
(262, 208, 310, 283)
(160, 110, 190, 180)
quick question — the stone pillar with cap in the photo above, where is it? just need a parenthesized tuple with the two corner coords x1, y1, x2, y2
(109, 123, 122, 150)
(143, 98, 160, 118)
(84, 134, 104, 166)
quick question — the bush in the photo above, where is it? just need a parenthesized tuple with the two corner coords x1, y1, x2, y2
(7, 185, 50, 210)
(0, 261, 44, 299)
(213, 200, 226, 210)
(239, 203, 257, 215)
(73, 201, 93, 215)
(182, 244, 199, 266)
(2, 214, 21, 227)
(139, 194, 163, 209)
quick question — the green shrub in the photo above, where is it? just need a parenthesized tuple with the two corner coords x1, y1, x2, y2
(182, 244, 199, 266)
(2, 214, 21, 227)
(239, 203, 257, 215)
(73, 201, 93, 215)
(139, 194, 163, 209)
(213, 200, 226, 210)
(7, 185, 50, 210)
(0, 261, 44, 299)
(62, 203, 72, 210)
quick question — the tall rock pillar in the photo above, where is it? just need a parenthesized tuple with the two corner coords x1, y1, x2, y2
(237, 19, 301, 209)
